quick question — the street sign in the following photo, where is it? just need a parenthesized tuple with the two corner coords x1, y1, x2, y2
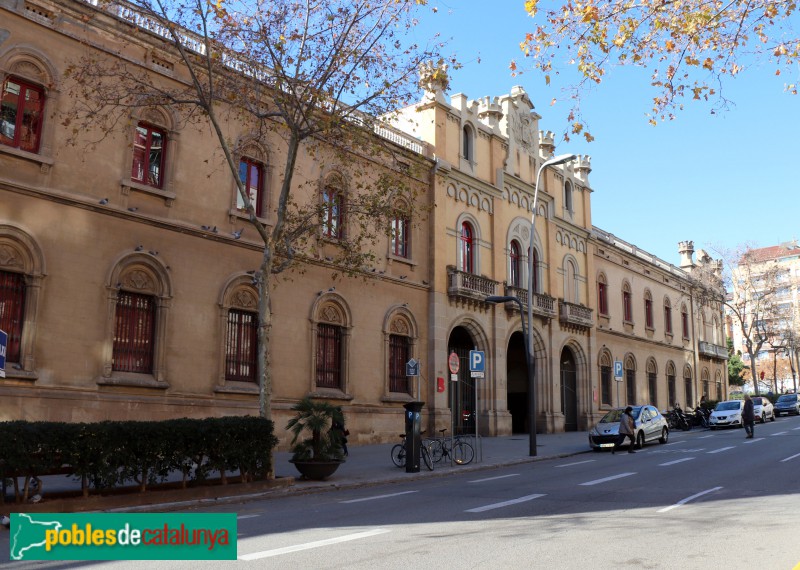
(470, 371, 485, 379)
(613, 360, 623, 381)
(469, 350, 485, 372)
(0, 329, 6, 379)
(405, 358, 420, 377)
(448, 352, 460, 374)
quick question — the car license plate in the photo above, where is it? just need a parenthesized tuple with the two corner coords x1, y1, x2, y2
(600, 443, 615, 448)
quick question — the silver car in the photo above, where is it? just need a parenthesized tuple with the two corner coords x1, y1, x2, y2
(588, 405, 670, 451)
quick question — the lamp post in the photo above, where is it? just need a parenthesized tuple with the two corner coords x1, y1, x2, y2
(487, 152, 576, 457)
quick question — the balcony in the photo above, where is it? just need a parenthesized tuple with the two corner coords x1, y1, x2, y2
(559, 301, 594, 329)
(698, 341, 728, 361)
(503, 285, 558, 320)
(447, 266, 499, 305)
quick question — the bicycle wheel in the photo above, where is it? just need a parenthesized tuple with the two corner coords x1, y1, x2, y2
(390, 443, 406, 468)
(451, 441, 474, 465)
(421, 445, 434, 471)
(427, 439, 444, 463)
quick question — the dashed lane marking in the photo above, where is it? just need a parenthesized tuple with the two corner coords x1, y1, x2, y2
(469, 474, 520, 483)
(239, 529, 389, 560)
(465, 493, 546, 513)
(340, 491, 418, 504)
(659, 457, 695, 466)
(579, 472, 637, 486)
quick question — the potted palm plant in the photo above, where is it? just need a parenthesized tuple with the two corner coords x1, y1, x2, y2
(286, 397, 347, 480)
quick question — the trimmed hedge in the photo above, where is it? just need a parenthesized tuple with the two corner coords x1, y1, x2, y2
(0, 416, 277, 502)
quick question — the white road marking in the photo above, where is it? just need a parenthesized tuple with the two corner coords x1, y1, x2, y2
(771, 431, 789, 436)
(239, 528, 389, 560)
(697, 435, 716, 439)
(659, 458, 695, 466)
(579, 472, 637, 486)
(554, 460, 596, 468)
(468, 474, 520, 483)
(657, 487, 723, 513)
(666, 440, 686, 444)
(707, 446, 735, 454)
(780, 452, 800, 463)
(743, 438, 764, 444)
(340, 491, 418, 504)
(237, 514, 260, 520)
(465, 493, 546, 513)
(792, 426, 800, 431)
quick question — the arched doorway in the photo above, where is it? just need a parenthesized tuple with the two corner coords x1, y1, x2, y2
(560, 347, 578, 431)
(506, 331, 528, 433)
(448, 326, 476, 435)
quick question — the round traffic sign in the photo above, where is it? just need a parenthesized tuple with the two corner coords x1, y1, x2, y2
(448, 352, 460, 374)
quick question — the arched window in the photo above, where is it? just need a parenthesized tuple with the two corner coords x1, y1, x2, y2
(322, 184, 343, 239)
(131, 123, 166, 188)
(311, 294, 351, 394)
(509, 240, 522, 287)
(391, 214, 410, 258)
(462, 124, 473, 161)
(564, 258, 578, 303)
(599, 351, 612, 406)
(597, 274, 608, 316)
(1, 76, 44, 153)
(384, 307, 418, 398)
(460, 221, 475, 273)
(0, 225, 44, 375)
(103, 254, 172, 387)
(218, 277, 260, 385)
(701, 369, 710, 403)
(622, 282, 633, 322)
(237, 157, 265, 217)
(664, 298, 673, 335)
(644, 290, 654, 329)
(647, 358, 658, 408)
(564, 180, 573, 213)
(667, 361, 677, 406)
(715, 371, 723, 400)
(681, 304, 690, 339)
(625, 355, 636, 405)
(683, 365, 693, 408)
(529, 247, 540, 293)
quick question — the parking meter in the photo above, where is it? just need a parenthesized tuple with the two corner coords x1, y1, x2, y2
(403, 401, 425, 473)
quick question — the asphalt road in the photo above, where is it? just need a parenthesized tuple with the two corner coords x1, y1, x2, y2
(4, 416, 800, 569)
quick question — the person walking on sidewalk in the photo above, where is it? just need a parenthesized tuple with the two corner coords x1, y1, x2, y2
(743, 394, 755, 439)
(613, 406, 637, 454)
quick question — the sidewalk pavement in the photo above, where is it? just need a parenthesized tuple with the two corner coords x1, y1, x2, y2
(3, 431, 592, 513)
(274, 430, 592, 494)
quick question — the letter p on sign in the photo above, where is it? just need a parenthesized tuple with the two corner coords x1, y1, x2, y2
(469, 350, 485, 372)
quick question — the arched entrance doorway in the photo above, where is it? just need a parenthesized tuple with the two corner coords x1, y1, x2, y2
(560, 347, 578, 431)
(448, 326, 476, 435)
(505, 331, 528, 434)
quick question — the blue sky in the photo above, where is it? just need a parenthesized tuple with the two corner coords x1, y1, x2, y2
(416, 1, 799, 267)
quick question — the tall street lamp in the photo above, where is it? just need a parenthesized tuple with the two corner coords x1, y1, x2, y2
(487, 152, 576, 457)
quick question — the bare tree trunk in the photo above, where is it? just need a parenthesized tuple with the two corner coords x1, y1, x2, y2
(750, 359, 760, 395)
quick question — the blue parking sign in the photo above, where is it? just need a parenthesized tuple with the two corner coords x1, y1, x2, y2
(613, 360, 623, 379)
(469, 350, 485, 372)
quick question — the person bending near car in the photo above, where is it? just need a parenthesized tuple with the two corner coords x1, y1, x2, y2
(613, 406, 637, 454)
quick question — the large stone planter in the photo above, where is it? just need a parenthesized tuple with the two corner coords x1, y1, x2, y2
(289, 459, 343, 481)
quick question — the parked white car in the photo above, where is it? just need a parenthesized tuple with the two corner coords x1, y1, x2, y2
(751, 396, 775, 423)
(709, 400, 744, 429)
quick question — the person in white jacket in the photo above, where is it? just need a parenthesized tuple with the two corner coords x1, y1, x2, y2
(613, 406, 637, 454)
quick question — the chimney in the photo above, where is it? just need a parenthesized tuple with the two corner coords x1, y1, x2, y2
(678, 241, 695, 269)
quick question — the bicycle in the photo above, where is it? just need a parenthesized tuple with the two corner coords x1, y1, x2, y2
(426, 429, 475, 465)
(390, 433, 433, 471)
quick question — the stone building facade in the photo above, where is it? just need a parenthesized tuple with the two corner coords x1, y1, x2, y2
(0, 0, 727, 446)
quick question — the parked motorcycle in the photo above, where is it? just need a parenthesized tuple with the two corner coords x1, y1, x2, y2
(665, 404, 692, 431)
(691, 406, 711, 428)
